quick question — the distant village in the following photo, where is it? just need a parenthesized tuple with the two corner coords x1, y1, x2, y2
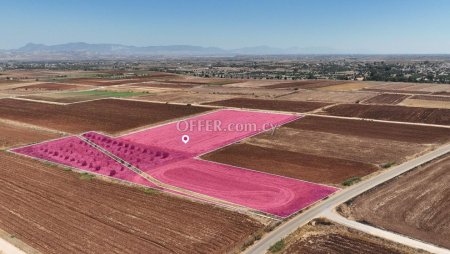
(1, 55, 450, 84)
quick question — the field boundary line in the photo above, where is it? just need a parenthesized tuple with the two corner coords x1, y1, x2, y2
(9, 97, 67, 105)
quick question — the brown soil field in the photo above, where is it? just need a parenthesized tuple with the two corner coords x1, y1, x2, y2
(279, 90, 375, 103)
(205, 98, 330, 112)
(0, 98, 210, 134)
(63, 78, 144, 86)
(362, 93, 410, 104)
(342, 156, 450, 249)
(263, 80, 344, 89)
(134, 91, 243, 104)
(0, 121, 61, 149)
(318, 82, 371, 91)
(19, 93, 107, 103)
(244, 127, 428, 165)
(411, 95, 450, 102)
(279, 219, 423, 254)
(433, 91, 450, 96)
(0, 152, 263, 254)
(192, 86, 294, 98)
(12, 83, 81, 91)
(362, 88, 431, 95)
(400, 99, 450, 109)
(285, 116, 450, 144)
(129, 82, 196, 88)
(202, 143, 377, 184)
(223, 80, 289, 88)
(0, 79, 27, 85)
(369, 83, 450, 93)
(324, 104, 450, 125)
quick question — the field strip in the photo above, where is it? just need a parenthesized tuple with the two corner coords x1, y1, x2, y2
(113, 105, 221, 137)
(306, 113, 450, 128)
(323, 210, 450, 254)
(111, 96, 220, 108)
(193, 110, 302, 158)
(0, 119, 68, 137)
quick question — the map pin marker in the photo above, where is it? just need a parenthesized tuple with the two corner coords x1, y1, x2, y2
(182, 135, 190, 144)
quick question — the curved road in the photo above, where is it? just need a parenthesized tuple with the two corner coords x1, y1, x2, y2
(244, 144, 450, 254)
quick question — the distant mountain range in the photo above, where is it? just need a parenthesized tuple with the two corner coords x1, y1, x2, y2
(0, 42, 341, 60)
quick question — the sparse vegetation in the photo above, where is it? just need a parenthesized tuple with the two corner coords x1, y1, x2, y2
(79, 172, 95, 180)
(342, 176, 361, 186)
(380, 161, 396, 169)
(269, 239, 285, 253)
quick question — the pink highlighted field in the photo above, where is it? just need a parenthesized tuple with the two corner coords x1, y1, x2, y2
(11, 137, 157, 188)
(11, 109, 339, 217)
(121, 109, 300, 155)
(83, 131, 190, 172)
(151, 159, 337, 217)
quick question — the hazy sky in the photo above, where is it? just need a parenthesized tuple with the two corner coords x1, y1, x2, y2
(1, 0, 450, 53)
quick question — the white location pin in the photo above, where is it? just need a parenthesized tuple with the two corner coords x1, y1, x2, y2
(181, 135, 190, 144)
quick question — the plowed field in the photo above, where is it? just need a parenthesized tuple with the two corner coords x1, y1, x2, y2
(0, 152, 264, 254)
(411, 95, 450, 102)
(285, 116, 450, 144)
(13, 83, 80, 91)
(0, 98, 210, 133)
(205, 98, 330, 112)
(363, 94, 409, 104)
(323, 104, 450, 125)
(0, 121, 61, 149)
(343, 156, 450, 249)
(280, 219, 421, 254)
(264, 80, 344, 89)
(202, 143, 377, 184)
